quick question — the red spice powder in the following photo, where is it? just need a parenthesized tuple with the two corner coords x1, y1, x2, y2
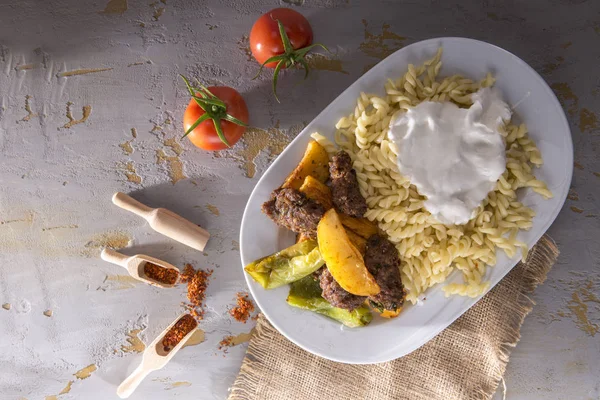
(180, 263, 213, 320)
(229, 292, 255, 323)
(218, 336, 233, 351)
(162, 314, 197, 352)
(143, 262, 179, 285)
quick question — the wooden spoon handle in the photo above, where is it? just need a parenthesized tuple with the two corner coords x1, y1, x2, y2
(112, 192, 153, 219)
(100, 248, 129, 268)
(117, 363, 153, 398)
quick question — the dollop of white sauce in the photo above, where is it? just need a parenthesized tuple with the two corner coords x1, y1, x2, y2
(388, 88, 511, 225)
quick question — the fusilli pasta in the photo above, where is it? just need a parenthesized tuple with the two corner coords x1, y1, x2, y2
(324, 48, 552, 303)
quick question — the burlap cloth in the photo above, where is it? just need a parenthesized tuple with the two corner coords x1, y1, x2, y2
(229, 235, 558, 400)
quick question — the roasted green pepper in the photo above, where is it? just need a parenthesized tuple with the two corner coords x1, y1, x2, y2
(286, 276, 372, 328)
(244, 240, 325, 289)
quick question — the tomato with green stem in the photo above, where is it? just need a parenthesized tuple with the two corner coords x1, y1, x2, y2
(250, 8, 329, 102)
(181, 75, 249, 151)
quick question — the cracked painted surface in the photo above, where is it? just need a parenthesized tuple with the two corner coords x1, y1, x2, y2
(0, 1, 599, 399)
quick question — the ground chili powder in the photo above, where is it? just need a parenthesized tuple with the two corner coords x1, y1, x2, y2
(180, 263, 213, 319)
(229, 292, 255, 323)
(143, 262, 179, 285)
(162, 314, 197, 352)
(218, 336, 233, 350)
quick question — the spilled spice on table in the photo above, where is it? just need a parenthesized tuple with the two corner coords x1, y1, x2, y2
(229, 292, 255, 323)
(143, 262, 179, 285)
(180, 263, 213, 319)
(218, 329, 255, 353)
(218, 336, 234, 353)
(162, 314, 197, 352)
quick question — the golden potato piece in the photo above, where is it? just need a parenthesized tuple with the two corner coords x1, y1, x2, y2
(298, 175, 333, 210)
(317, 209, 380, 296)
(380, 308, 402, 319)
(345, 228, 367, 255)
(282, 141, 330, 190)
(338, 214, 379, 239)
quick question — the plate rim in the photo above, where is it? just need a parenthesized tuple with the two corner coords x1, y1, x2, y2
(239, 36, 573, 364)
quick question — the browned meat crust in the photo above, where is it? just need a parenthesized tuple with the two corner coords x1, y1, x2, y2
(329, 151, 367, 217)
(364, 235, 405, 311)
(318, 267, 367, 311)
(262, 188, 324, 238)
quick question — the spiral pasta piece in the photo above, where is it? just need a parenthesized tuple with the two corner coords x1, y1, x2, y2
(316, 47, 552, 303)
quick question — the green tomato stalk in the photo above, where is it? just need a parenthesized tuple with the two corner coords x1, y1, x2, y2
(180, 75, 247, 147)
(253, 19, 329, 103)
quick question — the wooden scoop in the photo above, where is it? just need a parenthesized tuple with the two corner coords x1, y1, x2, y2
(116, 313, 198, 398)
(112, 192, 210, 251)
(100, 248, 180, 288)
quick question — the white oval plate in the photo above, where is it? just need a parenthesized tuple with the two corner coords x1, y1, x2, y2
(239, 37, 572, 364)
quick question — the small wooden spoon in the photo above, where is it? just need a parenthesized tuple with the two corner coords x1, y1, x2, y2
(112, 192, 210, 251)
(116, 313, 198, 398)
(100, 248, 180, 288)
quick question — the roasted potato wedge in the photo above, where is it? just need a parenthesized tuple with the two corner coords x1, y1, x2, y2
(317, 209, 380, 296)
(298, 175, 333, 210)
(380, 308, 402, 319)
(282, 140, 330, 190)
(339, 214, 379, 239)
(345, 228, 367, 255)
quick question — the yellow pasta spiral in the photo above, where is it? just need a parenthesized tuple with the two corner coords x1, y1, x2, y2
(323, 47, 552, 303)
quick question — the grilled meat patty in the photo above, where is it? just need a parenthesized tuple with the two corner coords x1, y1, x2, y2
(318, 267, 367, 311)
(364, 235, 405, 311)
(329, 151, 368, 217)
(262, 188, 324, 238)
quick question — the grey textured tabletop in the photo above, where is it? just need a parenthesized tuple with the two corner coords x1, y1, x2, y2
(1, 1, 599, 399)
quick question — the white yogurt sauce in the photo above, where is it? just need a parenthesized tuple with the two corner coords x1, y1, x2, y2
(388, 88, 511, 225)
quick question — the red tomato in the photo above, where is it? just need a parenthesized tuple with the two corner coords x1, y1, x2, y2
(183, 86, 249, 151)
(250, 8, 313, 68)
